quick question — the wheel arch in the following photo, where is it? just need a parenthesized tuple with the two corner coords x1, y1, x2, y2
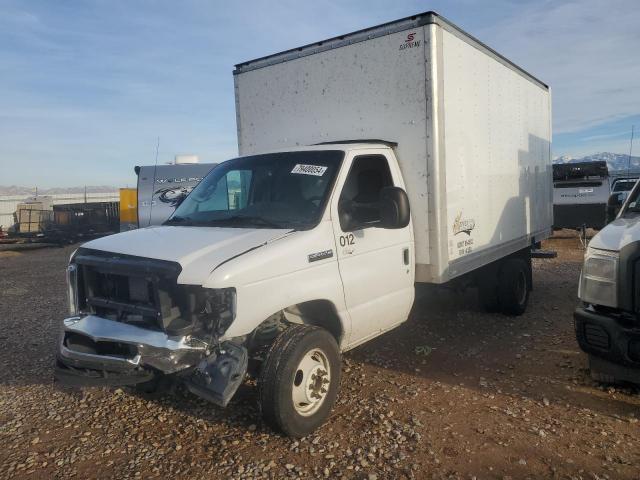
(237, 298, 347, 354)
(282, 299, 344, 345)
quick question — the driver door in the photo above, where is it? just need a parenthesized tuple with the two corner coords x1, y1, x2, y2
(331, 151, 415, 347)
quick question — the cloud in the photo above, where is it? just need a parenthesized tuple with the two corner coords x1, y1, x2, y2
(0, 0, 638, 186)
(580, 130, 633, 143)
(474, 0, 640, 134)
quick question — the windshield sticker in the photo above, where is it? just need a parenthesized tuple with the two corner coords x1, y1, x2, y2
(291, 164, 328, 176)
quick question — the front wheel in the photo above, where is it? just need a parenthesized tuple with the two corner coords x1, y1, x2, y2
(259, 324, 341, 437)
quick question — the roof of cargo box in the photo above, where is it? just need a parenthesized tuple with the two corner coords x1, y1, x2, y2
(233, 11, 548, 90)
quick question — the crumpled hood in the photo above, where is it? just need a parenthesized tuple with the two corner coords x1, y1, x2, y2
(590, 217, 640, 252)
(81, 226, 293, 284)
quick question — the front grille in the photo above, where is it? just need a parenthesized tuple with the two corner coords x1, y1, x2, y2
(584, 323, 610, 350)
(64, 332, 137, 358)
(74, 248, 194, 335)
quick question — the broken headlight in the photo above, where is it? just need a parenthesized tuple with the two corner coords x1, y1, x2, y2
(168, 287, 237, 339)
(203, 287, 236, 336)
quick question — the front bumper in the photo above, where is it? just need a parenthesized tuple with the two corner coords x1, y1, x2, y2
(54, 315, 249, 406)
(574, 306, 640, 373)
(55, 315, 208, 386)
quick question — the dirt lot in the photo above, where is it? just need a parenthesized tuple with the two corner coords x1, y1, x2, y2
(1, 235, 639, 479)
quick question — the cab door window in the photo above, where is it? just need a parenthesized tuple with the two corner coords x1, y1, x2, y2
(338, 155, 393, 230)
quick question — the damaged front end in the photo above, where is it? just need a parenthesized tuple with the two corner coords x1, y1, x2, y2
(55, 248, 247, 407)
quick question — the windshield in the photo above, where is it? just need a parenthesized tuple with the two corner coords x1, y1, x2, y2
(165, 150, 343, 229)
(612, 179, 637, 192)
(621, 181, 640, 217)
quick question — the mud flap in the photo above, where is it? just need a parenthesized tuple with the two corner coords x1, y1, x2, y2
(186, 341, 248, 407)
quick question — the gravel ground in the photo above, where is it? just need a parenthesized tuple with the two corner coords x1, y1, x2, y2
(1, 235, 639, 479)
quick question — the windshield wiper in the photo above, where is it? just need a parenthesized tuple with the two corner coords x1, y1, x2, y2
(206, 215, 287, 229)
(164, 215, 196, 225)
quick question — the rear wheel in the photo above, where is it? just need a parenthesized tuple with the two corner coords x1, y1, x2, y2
(259, 324, 341, 437)
(497, 258, 530, 316)
(478, 276, 499, 312)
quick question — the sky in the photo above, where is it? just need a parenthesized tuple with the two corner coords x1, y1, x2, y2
(0, 0, 638, 188)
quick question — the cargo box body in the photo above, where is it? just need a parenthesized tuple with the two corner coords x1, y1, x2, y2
(234, 11, 552, 283)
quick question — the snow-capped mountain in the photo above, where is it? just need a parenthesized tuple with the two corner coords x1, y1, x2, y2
(552, 152, 640, 172)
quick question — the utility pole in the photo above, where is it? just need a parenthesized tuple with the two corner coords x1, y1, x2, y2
(627, 125, 635, 177)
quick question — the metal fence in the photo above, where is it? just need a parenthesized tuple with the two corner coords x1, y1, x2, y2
(0, 192, 120, 230)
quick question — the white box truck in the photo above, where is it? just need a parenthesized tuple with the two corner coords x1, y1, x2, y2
(55, 11, 552, 437)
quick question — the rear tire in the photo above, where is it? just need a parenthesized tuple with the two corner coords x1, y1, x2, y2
(259, 324, 341, 438)
(478, 277, 500, 312)
(497, 258, 530, 316)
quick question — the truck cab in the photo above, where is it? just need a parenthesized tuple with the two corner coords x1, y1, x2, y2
(575, 179, 640, 384)
(56, 143, 414, 437)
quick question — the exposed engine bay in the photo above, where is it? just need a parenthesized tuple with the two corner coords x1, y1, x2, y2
(55, 248, 247, 406)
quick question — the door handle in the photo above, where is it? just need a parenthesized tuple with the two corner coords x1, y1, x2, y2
(403, 248, 410, 265)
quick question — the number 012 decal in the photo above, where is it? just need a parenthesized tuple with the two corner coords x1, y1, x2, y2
(339, 234, 355, 247)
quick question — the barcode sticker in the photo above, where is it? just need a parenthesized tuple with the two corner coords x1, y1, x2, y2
(291, 164, 328, 176)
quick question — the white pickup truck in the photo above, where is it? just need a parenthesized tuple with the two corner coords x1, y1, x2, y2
(55, 11, 552, 437)
(576, 179, 640, 384)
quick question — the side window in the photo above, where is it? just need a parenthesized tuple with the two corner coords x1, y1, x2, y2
(226, 170, 252, 209)
(339, 155, 393, 230)
(197, 170, 252, 212)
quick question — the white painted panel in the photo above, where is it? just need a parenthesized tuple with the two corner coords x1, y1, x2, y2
(440, 29, 552, 272)
(553, 180, 610, 205)
(235, 27, 432, 264)
(235, 22, 552, 283)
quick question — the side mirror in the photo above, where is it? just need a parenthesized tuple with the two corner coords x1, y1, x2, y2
(606, 192, 623, 224)
(380, 186, 410, 229)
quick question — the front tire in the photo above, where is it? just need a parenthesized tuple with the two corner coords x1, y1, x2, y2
(259, 324, 341, 437)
